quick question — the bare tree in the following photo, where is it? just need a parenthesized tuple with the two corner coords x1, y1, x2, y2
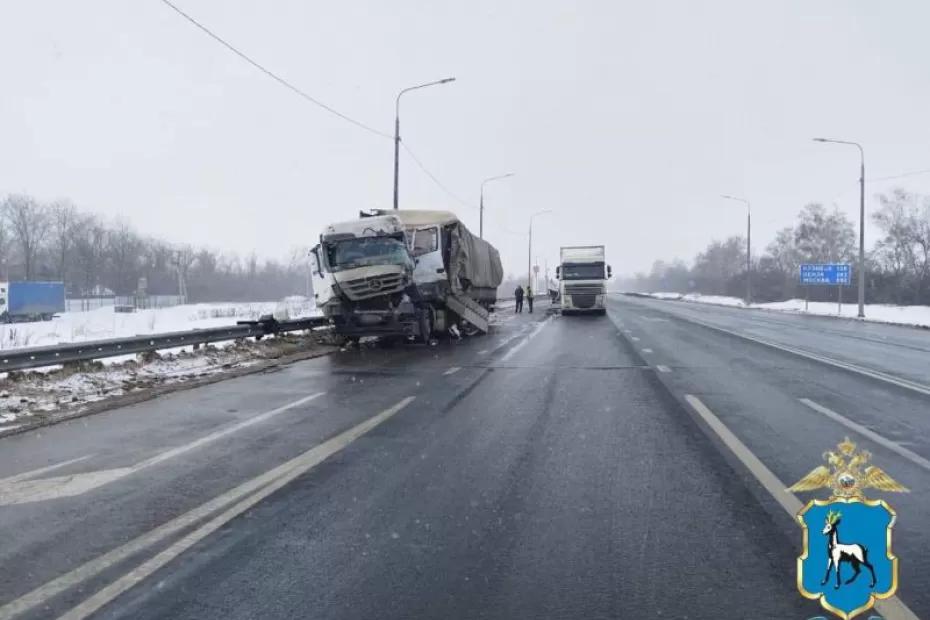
(4, 194, 51, 279)
(72, 214, 108, 295)
(49, 199, 80, 285)
(106, 220, 143, 294)
(873, 189, 930, 302)
(0, 203, 10, 280)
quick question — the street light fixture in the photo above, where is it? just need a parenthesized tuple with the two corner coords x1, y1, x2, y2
(479, 173, 515, 238)
(813, 137, 866, 318)
(393, 77, 456, 210)
(721, 195, 752, 306)
(528, 210, 553, 290)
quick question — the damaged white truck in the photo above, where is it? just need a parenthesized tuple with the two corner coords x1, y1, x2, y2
(310, 209, 503, 344)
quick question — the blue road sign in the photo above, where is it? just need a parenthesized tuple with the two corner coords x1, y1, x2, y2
(800, 263, 852, 285)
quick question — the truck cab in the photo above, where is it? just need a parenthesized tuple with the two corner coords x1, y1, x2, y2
(556, 246, 611, 315)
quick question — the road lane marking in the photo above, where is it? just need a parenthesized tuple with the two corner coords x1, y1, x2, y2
(0, 455, 95, 485)
(0, 393, 325, 506)
(631, 336, 640, 342)
(443, 367, 461, 376)
(53, 396, 416, 620)
(799, 398, 930, 472)
(683, 394, 918, 620)
(641, 348, 653, 354)
(477, 350, 489, 355)
(499, 317, 553, 363)
(655, 365, 671, 373)
(2, 396, 415, 620)
(644, 306, 930, 397)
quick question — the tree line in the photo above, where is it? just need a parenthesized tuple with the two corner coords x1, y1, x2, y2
(622, 188, 930, 305)
(0, 194, 308, 302)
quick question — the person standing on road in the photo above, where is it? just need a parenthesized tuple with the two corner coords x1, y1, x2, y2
(514, 285, 524, 313)
(526, 285, 534, 313)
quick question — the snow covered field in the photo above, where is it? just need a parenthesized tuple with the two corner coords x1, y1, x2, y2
(636, 292, 930, 329)
(0, 297, 318, 351)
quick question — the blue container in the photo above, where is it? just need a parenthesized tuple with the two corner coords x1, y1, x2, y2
(7, 281, 66, 317)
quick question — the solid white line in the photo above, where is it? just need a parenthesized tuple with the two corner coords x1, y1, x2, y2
(499, 317, 552, 363)
(136, 392, 326, 469)
(799, 398, 930, 472)
(59, 396, 414, 620)
(53, 396, 415, 620)
(443, 367, 461, 376)
(641, 348, 653, 354)
(658, 309, 930, 397)
(0, 393, 326, 506)
(0, 454, 95, 485)
(3, 397, 414, 620)
(683, 394, 918, 620)
(655, 365, 671, 373)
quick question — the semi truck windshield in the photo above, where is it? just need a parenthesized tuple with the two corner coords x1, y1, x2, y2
(561, 263, 604, 280)
(327, 237, 412, 272)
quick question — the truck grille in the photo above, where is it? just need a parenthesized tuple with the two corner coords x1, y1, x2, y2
(565, 285, 602, 296)
(342, 273, 405, 299)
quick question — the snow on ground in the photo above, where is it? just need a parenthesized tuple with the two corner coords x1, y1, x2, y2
(0, 332, 334, 433)
(0, 297, 318, 351)
(638, 292, 930, 329)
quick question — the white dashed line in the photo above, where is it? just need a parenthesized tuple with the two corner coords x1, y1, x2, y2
(631, 336, 640, 342)
(655, 365, 671, 373)
(443, 367, 462, 376)
(641, 348, 653, 354)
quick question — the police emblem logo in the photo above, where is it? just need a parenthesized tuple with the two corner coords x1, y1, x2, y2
(789, 437, 908, 619)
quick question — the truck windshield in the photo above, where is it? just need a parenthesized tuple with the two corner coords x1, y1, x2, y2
(326, 237, 412, 272)
(561, 263, 604, 280)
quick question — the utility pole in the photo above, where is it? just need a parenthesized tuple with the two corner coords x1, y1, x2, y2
(813, 138, 866, 317)
(479, 173, 514, 238)
(528, 210, 553, 290)
(721, 195, 751, 305)
(392, 77, 456, 210)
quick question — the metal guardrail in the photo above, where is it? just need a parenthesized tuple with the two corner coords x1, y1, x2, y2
(0, 316, 330, 373)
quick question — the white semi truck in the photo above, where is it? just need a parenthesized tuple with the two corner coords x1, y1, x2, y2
(310, 209, 503, 344)
(555, 245, 611, 315)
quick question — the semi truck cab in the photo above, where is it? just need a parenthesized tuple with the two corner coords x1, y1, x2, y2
(556, 246, 611, 315)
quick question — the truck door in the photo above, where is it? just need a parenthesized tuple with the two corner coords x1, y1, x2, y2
(309, 245, 333, 309)
(409, 226, 444, 295)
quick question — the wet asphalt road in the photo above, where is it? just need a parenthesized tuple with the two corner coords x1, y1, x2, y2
(0, 296, 926, 619)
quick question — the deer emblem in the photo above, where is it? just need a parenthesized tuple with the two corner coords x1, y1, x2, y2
(821, 510, 876, 590)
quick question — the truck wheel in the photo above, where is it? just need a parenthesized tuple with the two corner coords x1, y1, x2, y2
(419, 310, 433, 345)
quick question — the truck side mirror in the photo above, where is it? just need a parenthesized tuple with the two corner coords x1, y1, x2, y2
(309, 246, 323, 277)
(555, 266, 560, 280)
(607, 265, 612, 278)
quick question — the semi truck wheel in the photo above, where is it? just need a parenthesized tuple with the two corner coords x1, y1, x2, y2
(418, 309, 433, 345)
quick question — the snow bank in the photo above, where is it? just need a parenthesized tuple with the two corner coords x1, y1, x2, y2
(639, 292, 930, 329)
(0, 298, 319, 352)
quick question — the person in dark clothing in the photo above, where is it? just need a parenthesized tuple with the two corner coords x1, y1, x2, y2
(514, 285, 524, 313)
(526, 285, 534, 313)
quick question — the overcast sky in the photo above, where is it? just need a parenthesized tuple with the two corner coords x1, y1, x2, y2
(4, 1, 930, 278)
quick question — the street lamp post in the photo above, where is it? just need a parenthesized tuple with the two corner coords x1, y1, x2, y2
(528, 210, 553, 290)
(393, 77, 456, 210)
(479, 172, 514, 238)
(721, 195, 752, 306)
(813, 137, 866, 318)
